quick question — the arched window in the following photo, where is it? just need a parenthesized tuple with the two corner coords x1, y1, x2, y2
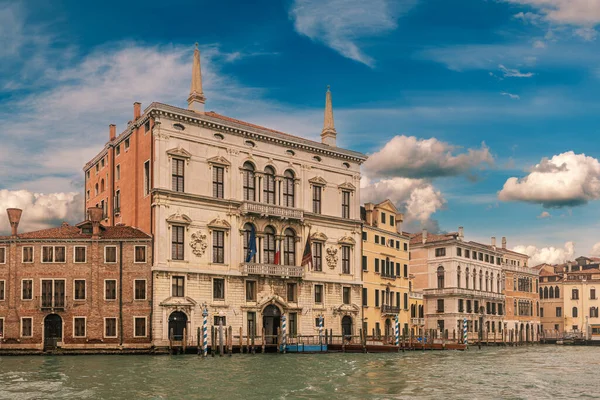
(243, 162, 256, 201)
(573, 289, 579, 300)
(411, 304, 416, 318)
(465, 268, 469, 289)
(572, 307, 578, 318)
(283, 228, 296, 266)
(485, 272, 489, 292)
(100, 179, 105, 192)
(549, 286, 554, 299)
(479, 271, 483, 291)
(514, 299, 518, 316)
(243, 223, 256, 263)
(385, 257, 391, 277)
(497, 273, 501, 293)
(437, 266, 445, 289)
(263, 226, 276, 264)
(283, 170, 295, 207)
(457, 266, 461, 289)
(555, 286, 560, 298)
(418, 304, 424, 318)
(473, 271, 477, 290)
(263, 166, 276, 204)
(543, 287, 548, 299)
(539, 288, 543, 299)
(94, 183, 99, 196)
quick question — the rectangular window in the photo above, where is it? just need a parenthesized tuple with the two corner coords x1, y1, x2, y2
(144, 161, 150, 196)
(134, 246, 146, 263)
(247, 312, 256, 337)
(375, 289, 380, 307)
(287, 283, 297, 302)
(289, 312, 297, 337)
(171, 226, 185, 261)
(105, 280, 117, 300)
(144, 120, 151, 133)
(343, 287, 351, 305)
(39, 280, 65, 308)
(134, 280, 146, 300)
(375, 258, 380, 273)
(22, 246, 33, 263)
(171, 158, 185, 192)
(22, 279, 33, 300)
(457, 247, 462, 257)
(437, 299, 444, 312)
(74, 280, 86, 300)
(314, 284, 323, 304)
(246, 280, 257, 301)
(42, 246, 53, 262)
(74, 246, 86, 263)
(556, 307, 562, 317)
(362, 288, 367, 306)
(403, 293, 408, 310)
(105, 246, 117, 263)
(465, 249, 470, 258)
(55, 246, 65, 262)
(435, 248, 446, 257)
(313, 242, 322, 272)
(341, 246, 350, 274)
(312, 186, 322, 214)
(213, 166, 224, 198)
(540, 307, 544, 318)
(592, 288, 597, 300)
(212, 231, 225, 264)
(0, 248, 5, 264)
(116, 145, 120, 156)
(375, 235, 379, 244)
(172, 276, 184, 297)
(341, 191, 350, 218)
(396, 292, 401, 308)
(485, 254, 489, 263)
(116, 164, 121, 181)
(214, 316, 226, 326)
(404, 264, 408, 278)
(134, 317, 147, 337)
(105, 318, 117, 338)
(213, 278, 225, 300)
(362, 256, 367, 271)
(0, 280, 4, 301)
(472, 251, 477, 260)
(390, 215, 395, 226)
(362, 232, 367, 241)
(478, 253, 483, 261)
(396, 240, 399, 249)
(21, 318, 32, 337)
(458, 299, 464, 312)
(381, 212, 386, 224)
(74, 317, 86, 337)
(124, 138, 130, 149)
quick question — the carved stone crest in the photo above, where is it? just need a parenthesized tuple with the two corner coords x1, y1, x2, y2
(190, 231, 208, 257)
(326, 247, 338, 269)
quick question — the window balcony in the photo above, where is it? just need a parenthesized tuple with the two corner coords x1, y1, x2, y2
(424, 287, 504, 300)
(411, 318, 424, 325)
(381, 304, 401, 315)
(240, 201, 303, 220)
(38, 295, 67, 311)
(241, 262, 304, 278)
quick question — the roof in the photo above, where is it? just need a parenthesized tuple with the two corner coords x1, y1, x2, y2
(409, 232, 457, 245)
(0, 223, 151, 241)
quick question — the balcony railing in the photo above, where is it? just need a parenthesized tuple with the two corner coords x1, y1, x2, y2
(240, 201, 303, 220)
(381, 304, 401, 315)
(424, 287, 504, 300)
(38, 295, 66, 311)
(410, 292, 423, 299)
(241, 263, 304, 278)
(411, 318, 424, 325)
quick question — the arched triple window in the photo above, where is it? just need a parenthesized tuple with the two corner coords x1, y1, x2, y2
(549, 286, 554, 299)
(544, 287, 548, 299)
(243, 223, 256, 262)
(263, 226, 276, 264)
(243, 162, 256, 201)
(555, 286, 560, 298)
(283, 228, 296, 266)
(572, 307, 578, 318)
(263, 166, 276, 204)
(437, 266, 445, 289)
(457, 266, 461, 289)
(539, 288, 543, 299)
(283, 170, 295, 207)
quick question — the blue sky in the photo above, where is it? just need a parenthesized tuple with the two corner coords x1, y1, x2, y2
(1, 0, 600, 264)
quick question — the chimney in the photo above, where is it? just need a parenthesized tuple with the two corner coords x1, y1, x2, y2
(109, 124, 116, 141)
(458, 226, 464, 240)
(133, 102, 141, 120)
(502, 237, 507, 249)
(87, 207, 103, 238)
(395, 213, 403, 234)
(364, 203, 374, 226)
(491, 237, 496, 248)
(422, 229, 428, 244)
(567, 261, 572, 272)
(6, 208, 23, 237)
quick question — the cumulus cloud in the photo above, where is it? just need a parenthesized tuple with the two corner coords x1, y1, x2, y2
(289, 0, 416, 67)
(499, 64, 534, 78)
(501, 92, 521, 100)
(498, 151, 600, 207)
(537, 211, 552, 218)
(512, 241, 575, 265)
(363, 135, 493, 179)
(590, 242, 600, 257)
(0, 190, 83, 234)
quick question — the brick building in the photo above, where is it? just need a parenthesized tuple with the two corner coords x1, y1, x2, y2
(0, 207, 152, 352)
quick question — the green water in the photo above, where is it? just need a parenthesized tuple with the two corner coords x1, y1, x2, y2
(0, 346, 598, 399)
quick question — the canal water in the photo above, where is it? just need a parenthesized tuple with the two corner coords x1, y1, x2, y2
(0, 346, 598, 399)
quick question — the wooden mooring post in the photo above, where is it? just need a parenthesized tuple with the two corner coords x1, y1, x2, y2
(240, 327, 244, 354)
(211, 326, 216, 357)
(228, 326, 233, 356)
(218, 322, 224, 357)
(197, 327, 201, 355)
(261, 328, 266, 354)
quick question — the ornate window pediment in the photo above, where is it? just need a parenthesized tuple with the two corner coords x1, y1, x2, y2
(207, 156, 231, 169)
(208, 217, 231, 231)
(338, 182, 356, 191)
(311, 231, 328, 242)
(309, 176, 327, 186)
(338, 236, 356, 246)
(167, 212, 192, 226)
(167, 147, 192, 164)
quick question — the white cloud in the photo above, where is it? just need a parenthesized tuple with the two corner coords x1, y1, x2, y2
(537, 211, 552, 218)
(363, 135, 493, 179)
(512, 241, 575, 265)
(501, 92, 521, 100)
(533, 40, 547, 48)
(289, 0, 416, 67)
(573, 27, 598, 41)
(590, 242, 600, 257)
(0, 190, 83, 234)
(499, 64, 535, 78)
(506, 0, 600, 26)
(499, 151, 600, 207)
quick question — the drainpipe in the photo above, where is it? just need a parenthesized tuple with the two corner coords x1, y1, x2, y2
(119, 241, 123, 346)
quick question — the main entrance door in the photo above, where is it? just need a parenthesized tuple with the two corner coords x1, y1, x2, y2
(44, 314, 62, 350)
(262, 305, 281, 344)
(168, 311, 188, 341)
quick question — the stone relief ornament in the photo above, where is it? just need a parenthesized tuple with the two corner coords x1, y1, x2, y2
(326, 247, 338, 269)
(190, 231, 208, 257)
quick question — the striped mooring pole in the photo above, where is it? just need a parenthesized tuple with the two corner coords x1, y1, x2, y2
(319, 314, 324, 343)
(463, 317, 468, 348)
(202, 306, 209, 357)
(281, 314, 287, 353)
(395, 315, 400, 346)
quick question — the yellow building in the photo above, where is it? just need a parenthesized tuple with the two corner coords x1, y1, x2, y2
(360, 200, 410, 341)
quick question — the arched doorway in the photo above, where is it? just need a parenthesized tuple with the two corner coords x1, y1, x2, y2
(385, 318, 392, 341)
(342, 316, 353, 338)
(168, 311, 188, 341)
(44, 314, 62, 350)
(262, 304, 281, 344)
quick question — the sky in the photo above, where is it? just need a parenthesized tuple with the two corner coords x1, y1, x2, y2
(1, 0, 600, 265)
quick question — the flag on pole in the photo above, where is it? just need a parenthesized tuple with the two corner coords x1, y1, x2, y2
(245, 225, 257, 262)
(274, 241, 281, 265)
(301, 230, 313, 270)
